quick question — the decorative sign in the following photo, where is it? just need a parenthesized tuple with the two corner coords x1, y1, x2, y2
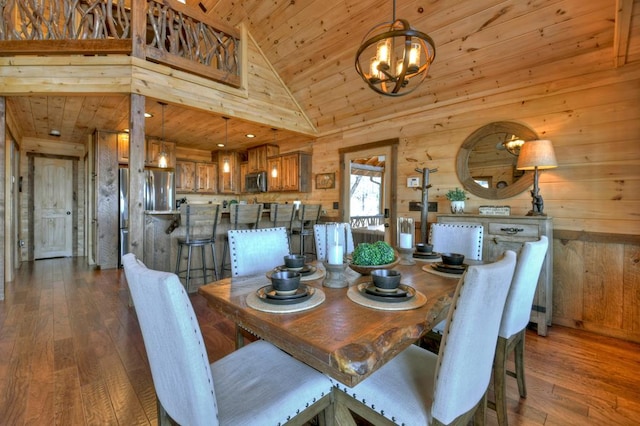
(316, 173, 335, 189)
(479, 205, 511, 216)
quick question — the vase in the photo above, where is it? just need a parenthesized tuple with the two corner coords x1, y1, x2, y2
(450, 201, 465, 214)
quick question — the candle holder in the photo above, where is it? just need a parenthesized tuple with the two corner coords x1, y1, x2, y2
(323, 223, 348, 288)
(397, 217, 415, 265)
(322, 261, 348, 288)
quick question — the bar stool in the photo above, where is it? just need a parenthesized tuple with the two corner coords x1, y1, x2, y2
(220, 203, 263, 277)
(174, 204, 221, 292)
(290, 204, 321, 261)
(269, 203, 296, 246)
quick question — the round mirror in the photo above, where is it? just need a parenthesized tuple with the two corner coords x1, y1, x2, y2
(456, 121, 537, 199)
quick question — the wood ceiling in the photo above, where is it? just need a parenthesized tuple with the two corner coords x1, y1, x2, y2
(5, 0, 637, 153)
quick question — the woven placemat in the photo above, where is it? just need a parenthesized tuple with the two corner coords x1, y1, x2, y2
(347, 284, 427, 311)
(421, 264, 465, 279)
(246, 286, 325, 313)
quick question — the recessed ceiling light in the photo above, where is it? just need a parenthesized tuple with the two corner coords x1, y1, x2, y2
(49, 129, 61, 137)
(245, 134, 256, 138)
(217, 143, 225, 147)
(144, 112, 153, 118)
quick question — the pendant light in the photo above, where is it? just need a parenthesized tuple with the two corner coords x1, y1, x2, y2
(355, 0, 436, 96)
(222, 117, 230, 173)
(157, 102, 168, 168)
(271, 128, 278, 178)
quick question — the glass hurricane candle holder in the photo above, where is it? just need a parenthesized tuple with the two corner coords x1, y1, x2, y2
(397, 217, 416, 265)
(323, 223, 348, 288)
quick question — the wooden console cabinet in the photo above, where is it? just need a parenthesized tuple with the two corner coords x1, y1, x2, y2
(437, 214, 553, 336)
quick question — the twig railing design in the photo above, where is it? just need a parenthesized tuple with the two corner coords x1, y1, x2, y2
(0, 0, 241, 87)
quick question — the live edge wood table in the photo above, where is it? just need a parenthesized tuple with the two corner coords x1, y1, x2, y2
(198, 261, 459, 387)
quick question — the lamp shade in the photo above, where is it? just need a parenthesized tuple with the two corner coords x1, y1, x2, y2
(516, 139, 558, 170)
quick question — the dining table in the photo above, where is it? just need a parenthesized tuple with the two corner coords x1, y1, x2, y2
(198, 257, 464, 388)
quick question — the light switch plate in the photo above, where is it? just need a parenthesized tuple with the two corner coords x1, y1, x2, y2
(407, 177, 421, 188)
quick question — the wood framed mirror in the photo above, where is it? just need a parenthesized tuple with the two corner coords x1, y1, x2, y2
(456, 121, 538, 199)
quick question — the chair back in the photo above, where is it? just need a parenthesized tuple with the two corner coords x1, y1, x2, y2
(432, 250, 517, 425)
(230, 203, 263, 229)
(500, 236, 549, 338)
(228, 227, 291, 277)
(296, 204, 322, 227)
(180, 204, 221, 243)
(429, 222, 484, 260)
(270, 203, 296, 230)
(122, 254, 219, 426)
(314, 223, 355, 260)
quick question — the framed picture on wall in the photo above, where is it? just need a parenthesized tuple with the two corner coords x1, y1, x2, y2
(316, 173, 335, 189)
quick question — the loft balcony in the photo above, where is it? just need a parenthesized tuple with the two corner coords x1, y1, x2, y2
(0, 0, 241, 88)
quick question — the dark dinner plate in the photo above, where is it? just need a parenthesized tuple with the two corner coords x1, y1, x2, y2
(431, 263, 467, 274)
(359, 283, 415, 303)
(276, 264, 315, 276)
(257, 285, 314, 305)
(413, 252, 440, 259)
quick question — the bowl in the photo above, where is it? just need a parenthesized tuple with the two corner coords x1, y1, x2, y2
(415, 243, 433, 253)
(283, 254, 306, 270)
(348, 256, 400, 275)
(441, 252, 465, 266)
(270, 270, 301, 295)
(371, 269, 402, 292)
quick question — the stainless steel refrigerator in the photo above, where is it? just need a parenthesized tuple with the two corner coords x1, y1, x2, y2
(119, 167, 175, 266)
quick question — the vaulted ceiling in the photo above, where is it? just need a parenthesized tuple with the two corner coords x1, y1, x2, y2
(5, 0, 637, 152)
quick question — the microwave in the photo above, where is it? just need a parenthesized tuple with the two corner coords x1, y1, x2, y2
(245, 171, 267, 193)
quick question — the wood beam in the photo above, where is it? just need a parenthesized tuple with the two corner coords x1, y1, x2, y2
(613, 0, 634, 68)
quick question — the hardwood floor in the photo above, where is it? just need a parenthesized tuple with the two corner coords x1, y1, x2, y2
(0, 257, 638, 425)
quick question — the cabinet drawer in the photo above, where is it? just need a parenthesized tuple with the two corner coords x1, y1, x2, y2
(487, 222, 539, 238)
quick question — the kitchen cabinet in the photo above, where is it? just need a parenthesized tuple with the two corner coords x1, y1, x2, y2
(437, 214, 553, 336)
(240, 162, 248, 193)
(266, 152, 311, 192)
(280, 152, 311, 192)
(176, 161, 196, 192)
(247, 144, 279, 173)
(196, 162, 218, 193)
(217, 151, 241, 194)
(176, 160, 218, 194)
(146, 138, 176, 168)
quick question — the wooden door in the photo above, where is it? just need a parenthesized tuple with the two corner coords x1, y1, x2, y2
(341, 143, 397, 245)
(34, 157, 73, 259)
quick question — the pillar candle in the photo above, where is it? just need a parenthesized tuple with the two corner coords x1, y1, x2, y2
(399, 232, 413, 249)
(327, 244, 344, 264)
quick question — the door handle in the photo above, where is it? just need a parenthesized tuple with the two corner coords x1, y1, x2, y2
(66, 211, 71, 215)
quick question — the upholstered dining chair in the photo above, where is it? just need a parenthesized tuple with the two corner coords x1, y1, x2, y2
(493, 236, 549, 426)
(227, 227, 291, 277)
(313, 223, 355, 261)
(123, 253, 334, 426)
(332, 251, 517, 425)
(220, 203, 263, 277)
(227, 227, 291, 348)
(429, 222, 484, 260)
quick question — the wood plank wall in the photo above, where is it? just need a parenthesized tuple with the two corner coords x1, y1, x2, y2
(307, 62, 640, 343)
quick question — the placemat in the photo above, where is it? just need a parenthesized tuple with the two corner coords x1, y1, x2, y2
(421, 264, 465, 279)
(347, 284, 427, 311)
(246, 286, 325, 313)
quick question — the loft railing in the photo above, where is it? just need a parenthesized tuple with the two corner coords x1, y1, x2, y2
(0, 0, 241, 87)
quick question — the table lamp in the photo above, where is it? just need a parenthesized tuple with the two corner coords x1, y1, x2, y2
(516, 139, 557, 216)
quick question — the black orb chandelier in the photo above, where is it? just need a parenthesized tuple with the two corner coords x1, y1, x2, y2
(355, 0, 436, 97)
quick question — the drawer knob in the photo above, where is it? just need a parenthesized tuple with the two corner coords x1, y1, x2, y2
(501, 227, 524, 234)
